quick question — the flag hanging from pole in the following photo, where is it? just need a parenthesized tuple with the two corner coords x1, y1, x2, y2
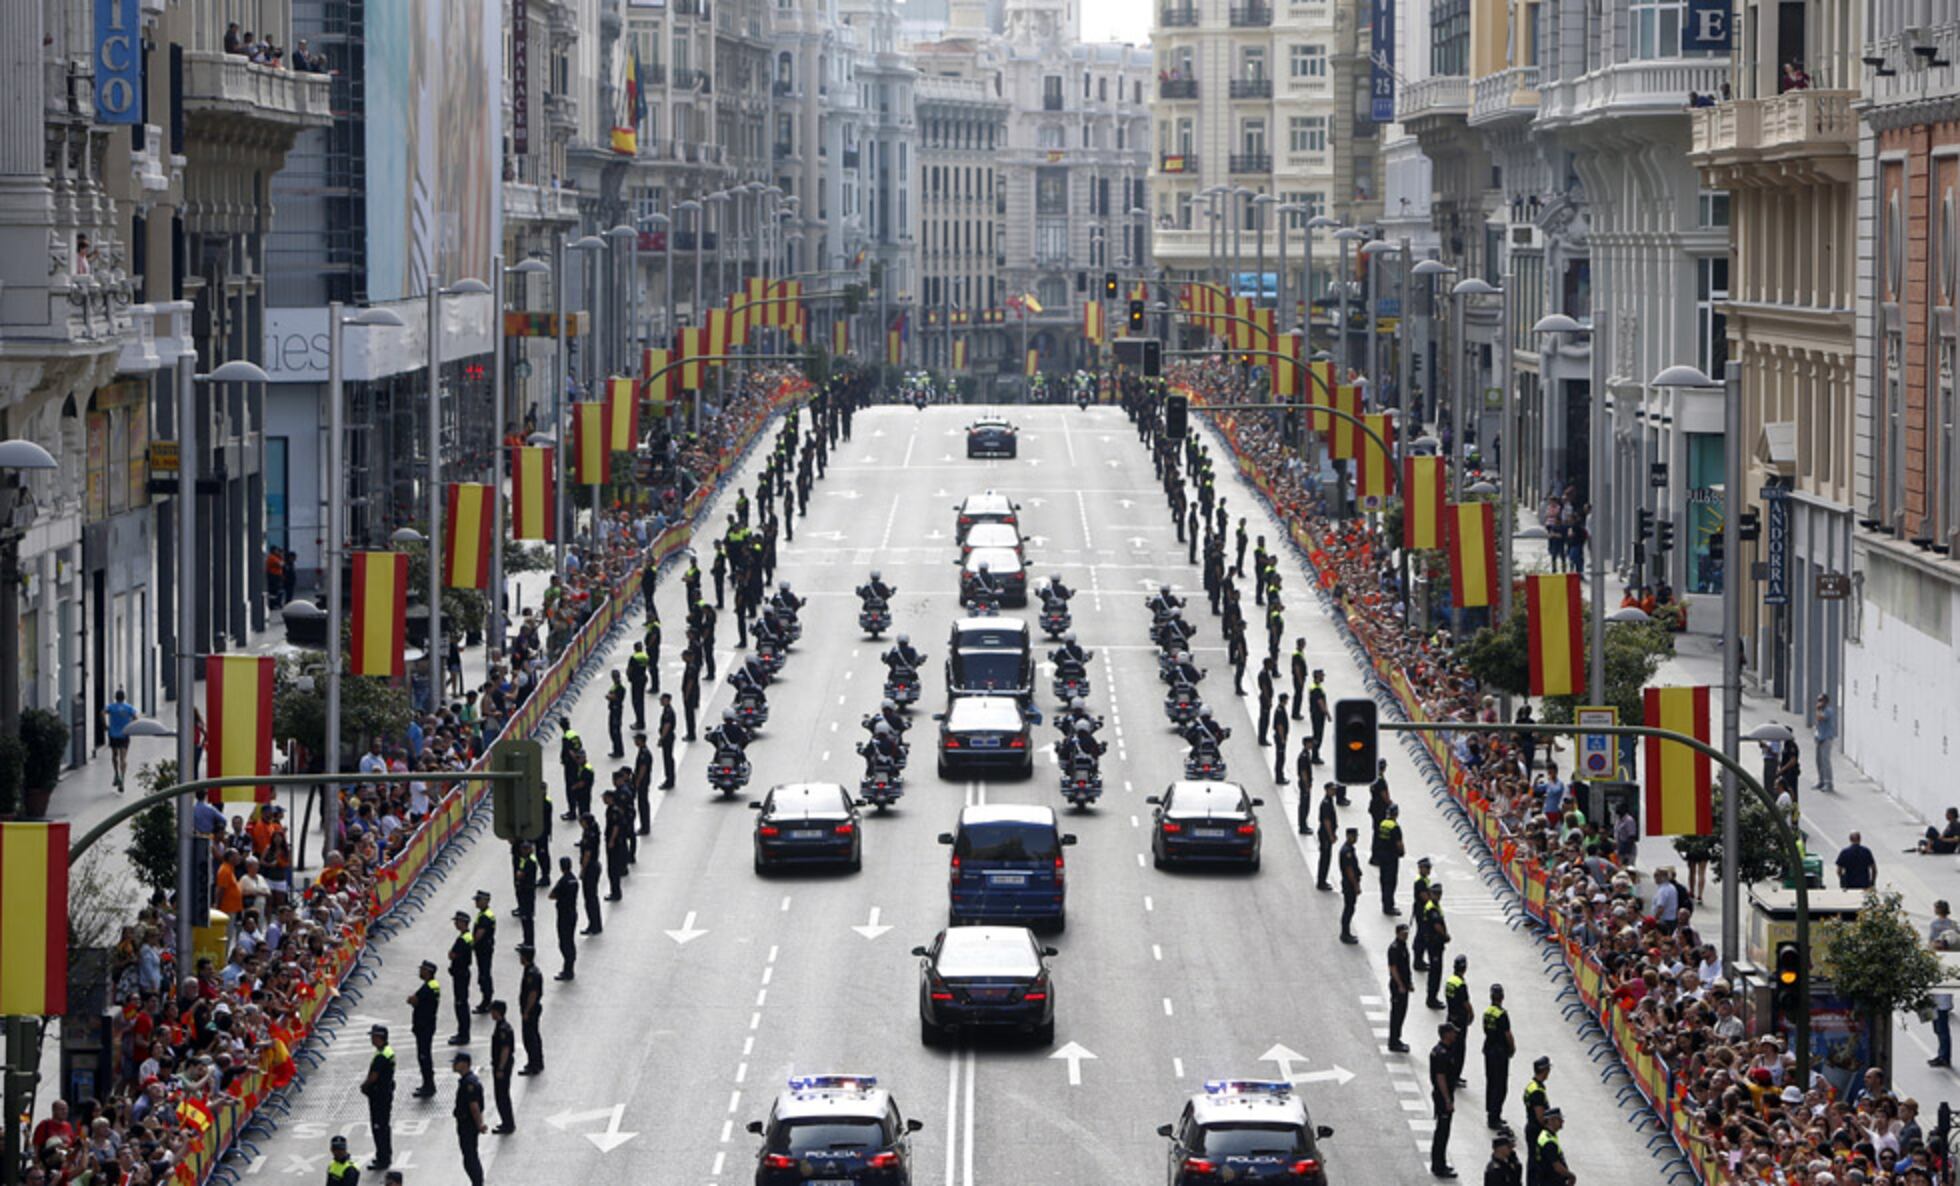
(729, 293, 750, 348)
(1355, 412, 1395, 503)
(677, 328, 706, 390)
(1025, 347, 1039, 377)
(443, 483, 493, 588)
(1446, 502, 1498, 608)
(1328, 385, 1362, 459)
(1643, 686, 1714, 836)
(1527, 572, 1585, 697)
(1270, 331, 1300, 397)
(206, 655, 275, 802)
(643, 349, 673, 412)
(832, 320, 849, 356)
(510, 446, 555, 541)
(1402, 457, 1446, 550)
(571, 401, 611, 485)
(705, 308, 730, 365)
(0, 822, 70, 1016)
(1307, 359, 1333, 431)
(605, 376, 640, 452)
(1252, 308, 1276, 357)
(349, 551, 408, 677)
(952, 337, 968, 370)
(1082, 299, 1104, 346)
(610, 46, 642, 155)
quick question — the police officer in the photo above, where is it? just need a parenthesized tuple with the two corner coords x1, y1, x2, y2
(1425, 887, 1454, 1009)
(510, 842, 538, 950)
(1290, 639, 1308, 718)
(1444, 955, 1472, 1088)
(407, 960, 441, 1098)
(1411, 858, 1437, 970)
(1271, 696, 1291, 784)
(360, 1025, 396, 1169)
(1387, 923, 1413, 1053)
(1431, 1023, 1461, 1178)
(632, 730, 655, 838)
(327, 1135, 359, 1186)
(488, 1000, 516, 1134)
(557, 722, 582, 819)
(657, 694, 678, 790)
(1338, 827, 1363, 944)
(681, 648, 703, 741)
(453, 1051, 487, 1186)
(1314, 782, 1339, 879)
(444, 913, 474, 1045)
(606, 670, 627, 758)
(1483, 984, 1515, 1130)
(626, 642, 651, 730)
(570, 751, 596, 821)
(470, 891, 496, 1013)
(1532, 1110, 1572, 1185)
(603, 786, 630, 899)
(577, 814, 604, 933)
(1521, 1058, 1553, 1186)
(549, 856, 580, 979)
(1256, 659, 1277, 746)
(1485, 1129, 1524, 1186)
(516, 944, 545, 1074)
(1308, 669, 1329, 759)
(1373, 804, 1405, 915)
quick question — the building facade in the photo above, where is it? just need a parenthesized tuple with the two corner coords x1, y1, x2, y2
(913, 36, 1011, 393)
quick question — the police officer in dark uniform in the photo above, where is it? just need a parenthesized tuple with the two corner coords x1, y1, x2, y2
(510, 842, 538, 950)
(453, 1051, 487, 1186)
(1485, 1129, 1523, 1186)
(1314, 782, 1339, 880)
(1430, 1022, 1460, 1178)
(1387, 922, 1413, 1053)
(577, 814, 604, 933)
(1338, 826, 1363, 944)
(1411, 858, 1436, 970)
(516, 944, 545, 1074)
(626, 642, 651, 729)
(570, 753, 596, 822)
(606, 670, 627, 758)
(1521, 1058, 1553, 1186)
(1425, 887, 1454, 1009)
(470, 891, 496, 1013)
(360, 1025, 396, 1169)
(681, 647, 703, 740)
(1373, 804, 1405, 915)
(1444, 954, 1472, 1088)
(407, 960, 441, 1098)
(488, 1000, 516, 1134)
(327, 1135, 359, 1186)
(1290, 640, 1308, 717)
(657, 695, 678, 790)
(1271, 696, 1291, 784)
(549, 857, 579, 980)
(1483, 984, 1515, 1130)
(1256, 658, 1276, 745)
(445, 912, 474, 1044)
(633, 729, 657, 826)
(1532, 1110, 1571, 1185)
(557, 723, 582, 819)
(1308, 669, 1330, 759)
(603, 786, 630, 899)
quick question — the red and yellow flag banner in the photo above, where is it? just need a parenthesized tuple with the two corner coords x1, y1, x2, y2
(643, 349, 673, 410)
(1025, 348, 1039, 377)
(1307, 360, 1334, 431)
(832, 320, 849, 356)
(886, 327, 902, 366)
(1355, 412, 1395, 503)
(1229, 296, 1253, 350)
(791, 310, 807, 346)
(1402, 457, 1446, 550)
(444, 483, 493, 589)
(605, 376, 640, 453)
(729, 294, 750, 348)
(705, 308, 730, 365)
(1270, 331, 1300, 397)
(1252, 307, 1276, 356)
(780, 280, 803, 328)
(350, 552, 408, 678)
(511, 446, 555, 541)
(677, 328, 706, 390)
(953, 338, 968, 370)
(1527, 572, 1585, 697)
(571, 401, 610, 486)
(206, 655, 275, 802)
(1446, 502, 1498, 608)
(1328, 385, 1362, 460)
(1643, 686, 1714, 836)
(1083, 299, 1105, 346)
(0, 822, 70, 1016)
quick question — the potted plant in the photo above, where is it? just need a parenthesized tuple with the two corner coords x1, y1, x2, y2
(18, 707, 71, 818)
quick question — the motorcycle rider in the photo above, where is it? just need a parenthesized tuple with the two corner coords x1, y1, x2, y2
(857, 571, 895, 607)
(1182, 705, 1231, 751)
(861, 720, 905, 769)
(868, 698, 908, 736)
(1054, 697, 1102, 739)
(1169, 650, 1205, 688)
(965, 560, 1003, 609)
(1155, 608, 1196, 650)
(769, 581, 804, 619)
(1146, 584, 1185, 618)
(884, 634, 925, 674)
(1052, 632, 1092, 673)
(1058, 718, 1105, 768)
(1042, 574, 1075, 606)
(728, 658, 769, 703)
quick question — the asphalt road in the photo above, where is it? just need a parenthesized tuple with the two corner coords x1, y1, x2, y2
(241, 406, 1655, 1186)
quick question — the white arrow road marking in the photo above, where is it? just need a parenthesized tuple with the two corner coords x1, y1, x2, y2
(824, 490, 863, 499)
(1050, 1041, 1097, 1086)
(851, 907, 893, 940)
(1118, 498, 1135, 508)
(664, 911, 709, 945)
(871, 429, 887, 437)
(1024, 458, 1043, 467)
(941, 454, 956, 462)
(546, 1104, 639, 1151)
(1128, 537, 1148, 549)
(934, 489, 952, 497)
(1259, 1043, 1311, 1081)
(1104, 458, 1121, 468)
(1291, 1066, 1357, 1086)
(1024, 497, 1047, 507)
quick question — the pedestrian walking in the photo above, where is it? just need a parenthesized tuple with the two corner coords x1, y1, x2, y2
(1483, 984, 1515, 1130)
(488, 1001, 516, 1134)
(1835, 830, 1876, 891)
(657, 694, 678, 789)
(1373, 804, 1405, 915)
(452, 1052, 487, 1186)
(326, 1135, 358, 1186)
(470, 891, 496, 1013)
(1272, 697, 1291, 784)
(1314, 782, 1338, 877)
(1813, 692, 1837, 791)
(360, 1025, 396, 1169)
(1257, 660, 1276, 746)
(1290, 641, 1307, 718)
(549, 858, 579, 980)
(445, 913, 474, 1045)
(1430, 1024, 1460, 1178)
(1338, 827, 1363, 944)
(1387, 923, 1413, 1052)
(577, 815, 603, 933)
(104, 688, 136, 791)
(407, 961, 440, 1098)
(1931, 990, 1954, 1068)
(517, 944, 545, 1074)
(606, 671, 627, 758)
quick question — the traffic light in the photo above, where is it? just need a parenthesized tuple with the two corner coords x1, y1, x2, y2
(1739, 508, 1762, 542)
(489, 737, 547, 841)
(1164, 393, 1189, 439)
(1656, 519, 1676, 554)
(1104, 271, 1119, 299)
(1142, 338, 1162, 378)
(1128, 299, 1146, 333)
(188, 842, 213, 918)
(1772, 940, 1803, 1021)
(1332, 698, 1379, 785)
(1635, 508, 1655, 542)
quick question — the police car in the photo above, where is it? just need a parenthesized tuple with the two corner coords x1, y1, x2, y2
(1157, 1080, 1336, 1185)
(747, 1075, 923, 1186)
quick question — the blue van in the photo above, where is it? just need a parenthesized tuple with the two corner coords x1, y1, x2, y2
(938, 805, 1077, 933)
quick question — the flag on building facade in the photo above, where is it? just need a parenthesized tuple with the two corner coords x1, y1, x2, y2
(1643, 685, 1714, 836)
(729, 293, 750, 348)
(1355, 412, 1395, 503)
(571, 401, 610, 485)
(1025, 347, 1039, 377)
(611, 46, 643, 155)
(1446, 502, 1498, 608)
(443, 483, 493, 589)
(605, 376, 640, 453)
(886, 312, 907, 365)
(1527, 572, 1585, 697)
(511, 446, 555, 541)
(0, 822, 69, 1016)
(1082, 299, 1104, 346)
(206, 655, 275, 802)
(1401, 457, 1446, 550)
(349, 551, 408, 678)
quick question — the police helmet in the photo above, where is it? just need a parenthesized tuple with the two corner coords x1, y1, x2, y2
(721, 708, 737, 722)
(870, 570, 882, 581)
(874, 722, 892, 736)
(897, 633, 910, 645)
(1070, 698, 1087, 712)
(1064, 631, 1078, 644)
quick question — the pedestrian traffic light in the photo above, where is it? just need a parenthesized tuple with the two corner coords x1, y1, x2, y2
(489, 737, 547, 841)
(1104, 271, 1119, 299)
(1128, 299, 1146, 333)
(1656, 519, 1676, 554)
(1772, 940, 1803, 1020)
(1164, 393, 1189, 439)
(1332, 698, 1378, 785)
(1739, 508, 1761, 542)
(1635, 508, 1655, 542)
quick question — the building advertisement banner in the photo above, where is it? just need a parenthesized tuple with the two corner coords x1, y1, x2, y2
(1369, 0, 1395, 123)
(511, 0, 529, 156)
(93, 0, 142, 126)
(1684, 0, 1733, 52)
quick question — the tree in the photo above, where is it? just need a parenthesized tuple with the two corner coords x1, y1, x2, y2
(1671, 786, 1789, 885)
(270, 654, 411, 768)
(1822, 890, 1946, 1075)
(1455, 609, 1670, 725)
(127, 761, 179, 894)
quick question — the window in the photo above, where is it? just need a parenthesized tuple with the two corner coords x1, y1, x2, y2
(1631, 0, 1686, 60)
(1036, 168, 1067, 215)
(1431, 0, 1469, 76)
(1695, 255, 1729, 378)
(1038, 124, 1064, 149)
(1287, 115, 1326, 154)
(1288, 44, 1327, 78)
(1240, 47, 1267, 80)
(1042, 75, 1063, 110)
(1241, 117, 1267, 155)
(1280, 191, 1326, 226)
(1698, 189, 1730, 228)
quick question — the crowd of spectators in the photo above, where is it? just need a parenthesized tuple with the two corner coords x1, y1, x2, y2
(1178, 357, 1947, 1186)
(221, 23, 326, 72)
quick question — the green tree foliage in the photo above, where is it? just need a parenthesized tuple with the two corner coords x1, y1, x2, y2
(1455, 609, 1670, 725)
(19, 707, 70, 792)
(270, 654, 411, 768)
(1671, 787, 1790, 885)
(127, 761, 180, 894)
(1822, 891, 1946, 1071)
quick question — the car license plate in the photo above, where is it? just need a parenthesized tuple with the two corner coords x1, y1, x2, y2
(971, 988, 1010, 1000)
(790, 829, 825, 840)
(810, 1180, 855, 1185)
(1195, 828, 1227, 839)
(988, 874, 1026, 885)
(972, 736, 1001, 748)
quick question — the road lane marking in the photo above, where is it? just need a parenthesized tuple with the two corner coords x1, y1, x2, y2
(1144, 895, 1154, 911)
(944, 1049, 960, 1186)
(727, 1090, 741, 1114)
(735, 1062, 748, 1083)
(1162, 998, 1175, 1016)
(962, 1045, 976, 1186)
(780, 896, 791, 912)
(1152, 944, 1162, 960)
(1172, 1057, 1185, 1078)
(712, 1151, 726, 1176)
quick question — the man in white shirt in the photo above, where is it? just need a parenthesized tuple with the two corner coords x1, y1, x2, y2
(359, 741, 387, 775)
(1651, 867, 1682, 934)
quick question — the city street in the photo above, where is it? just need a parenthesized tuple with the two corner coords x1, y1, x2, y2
(238, 406, 1656, 1185)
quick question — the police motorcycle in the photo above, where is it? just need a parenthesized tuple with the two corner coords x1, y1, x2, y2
(1049, 635, 1093, 702)
(1179, 710, 1230, 780)
(882, 636, 925, 708)
(768, 582, 805, 645)
(1163, 652, 1206, 726)
(1053, 698, 1103, 748)
(857, 571, 895, 637)
(1055, 721, 1104, 808)
(728, 662, 771, 730)
(961, 561, 1004, 615)
(855, 722, 907, 810)
(752, 609, 789, 676)
(1037, 577, 1074, 640)
(1151, 607, 1197, 652)
(704, 709, 754, 795)
(1146, 584, 1186, 624)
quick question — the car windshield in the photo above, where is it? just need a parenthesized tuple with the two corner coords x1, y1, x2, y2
(777, 1119, 886, 1155)
(1192, 1123, 1305, 1158)
(955, 822, 1058, 861)
(952, 653, 1025, 689)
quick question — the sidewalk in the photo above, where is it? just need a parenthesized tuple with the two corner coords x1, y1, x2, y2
(1509, 529, 1960, 1104)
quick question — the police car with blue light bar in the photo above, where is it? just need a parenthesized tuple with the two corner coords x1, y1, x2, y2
(746, 1075, 923, 1186)
(1156, 1079, 1337, 1184)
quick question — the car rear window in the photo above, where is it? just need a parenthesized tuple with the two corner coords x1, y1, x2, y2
(1167, 786, 1249, 817)
(937, 932, 1040, 977)
(771, 787, 845, 814)
(1192, 1123, 1306, 1158)
(953, 624, 1027, 650)
(955, 822, 1059, 862)
(951, 653, 1026, 689)
(965, 549, 1023, 573)
(776, 1118, 887, 1155)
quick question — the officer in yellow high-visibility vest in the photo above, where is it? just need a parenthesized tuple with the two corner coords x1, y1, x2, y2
(1522, 1057, 1553, 1186)
(326, 1134, 359, 1186)
(1443, 954, 1472, 1089)
(1532, 1109, 1573, 1185)
(360, 1024, 396, 1169)
(1371, 804, 1405, 916)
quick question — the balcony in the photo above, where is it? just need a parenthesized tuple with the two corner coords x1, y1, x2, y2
(1536, 58, 1730, 127)
(1395, 74, 1469, 131)
(773, 140, 797, 161)
(1043, 94, 1064, 112)
(672, 68, 708, 92)
(1148, 228, 1213, 267)
(1159, 78, 1200, 101)
(180, 52, 333, 134)
(1229, 78, 1273, 100)
(1228, 3, 1272, 27)
(545, 92, 578, 133)
(1229, 152, 1272, 174)
(1468, 65, 1539, 127)
(504, 180, 580, 224)
(1160, 5, 1199, 26)
(1159, 151, 1194, 173)
(772, 80, 794, 97)
(1689, 89, 1857, 170)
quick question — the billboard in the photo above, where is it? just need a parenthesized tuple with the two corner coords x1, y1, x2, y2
(365, 0, 503, 302)
(1369, 0, 1395, 123)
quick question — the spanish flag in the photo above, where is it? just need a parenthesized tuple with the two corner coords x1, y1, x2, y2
(1328, 385, 1362, 460)
(443, 483, 493, 589)
(1083, 299, 1105, 346)
(510, 446, 555, 541)
(1252, 307, 1276, 355)
(677, 328, 706, 390)
(886, 327, 902, 366)
(1129, 281, 1148, 303)
(1643, 686, 1713, 836)
(783, 280, 803, 329)
(832, 320, 849, 356)
(1526, 573, 1585, 698)
(0, 822, 69, 1016)
(706, 308, 730, 366)
(349, 552, 408, 678)
(746, 277, 766, 318)
(206, 655, 275, 803)
(729, 294, 750, 349)
(643, 349, 673, 413)
(1025, 347, 1039, 377)
(1355, 412, 1394, 503)
(1022, 293, 1044, 315)
(952, 337, 968, 370)
(606, 376, 640, 453)
(790, 309, 807, 346)
(1229, 296, 1253, 350)
(571, 401, 611, 485)
(1446, 502, 1498, 608)
(1402, 457, 1446, 550)
(1270, 331, 1300, 397)
(1307, 359, 1334, 431)
(175, 1096, 213, 1137)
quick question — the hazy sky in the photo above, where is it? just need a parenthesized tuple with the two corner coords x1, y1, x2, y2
(1081, 0, 1152, 45)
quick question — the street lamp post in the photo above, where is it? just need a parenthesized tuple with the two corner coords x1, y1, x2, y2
(642, 211, 671, 344)
(610, 225, 637, 372)
(498, 259, 549, 656)
(1412, 258, 1457, 439)
(1252, 193, 1275, 313)
(425, 276, 491, 711)
(1332, 228, 1366, 384)
(1454, 279, 1509, 615)
(1304, 215, 1342, 345)
(1361, 240, 1400, 410)
(1535, 313, 1608, 710)
(678, 199, 703, 336)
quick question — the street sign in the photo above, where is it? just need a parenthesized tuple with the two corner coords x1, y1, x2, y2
(1576, 706, 1619, 781)
(148, 440, 179, 475)
(1764, 495, 1790, 606)
(1815, 572, 1850, 600)
(1650, 462, 1669, 488)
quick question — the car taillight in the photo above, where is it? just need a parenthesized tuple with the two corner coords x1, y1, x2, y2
(945, 737, 962, 748)
(1162, 821, 1183, 833)
(1182, 1158, 1217, 1176)
(763, 1154, 796, 1170)
(1054, 855, 1065, 883)
(1237, 823, 1258, 835)
(959, 515, 972, 526)
(1009, 734, 1027, 748)
(834, 823, 855, 836)
(758, 825, 780, 837)
(868, 1151, 901, 1169)
(1004, 516, 1016, 525)
(1289, 1159, 1320, 1177)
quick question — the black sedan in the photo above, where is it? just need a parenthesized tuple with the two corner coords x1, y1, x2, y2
(751, 783, 863, 873)
(966, 419, 1018, 458)
(914, 925, 1056, 1046)
(1148, 782, 1265, 871)
(935, 696, 1034, 779)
